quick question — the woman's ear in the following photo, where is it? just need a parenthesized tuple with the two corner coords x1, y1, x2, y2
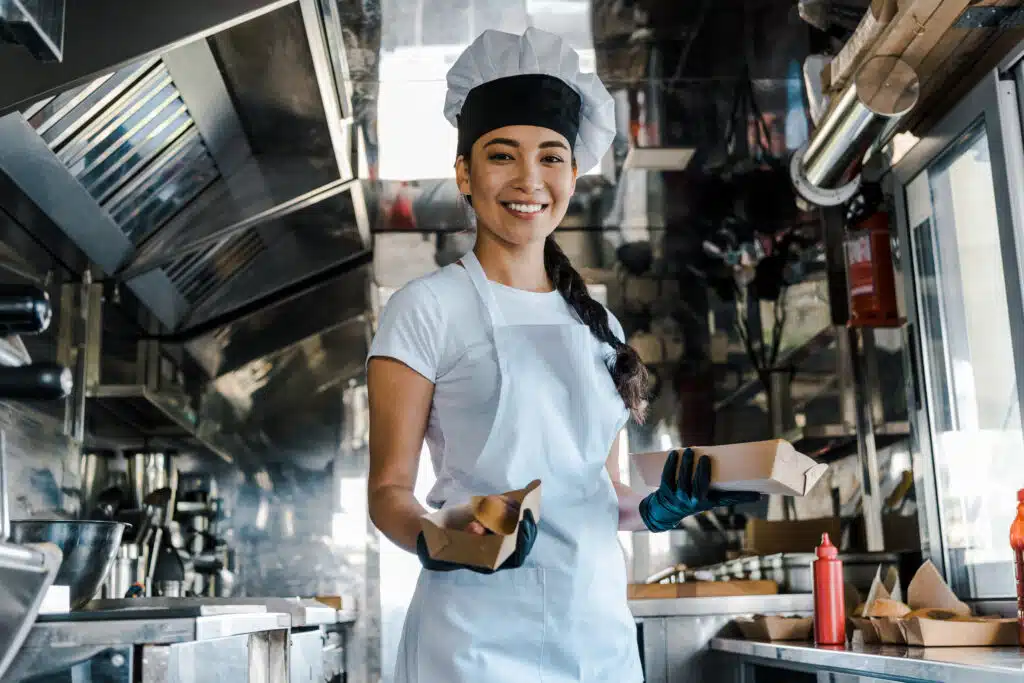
(455, 155, 471, 196)
(570, 160, 579, 195)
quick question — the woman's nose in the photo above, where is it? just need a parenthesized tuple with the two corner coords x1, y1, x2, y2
(513, 159, 544, 190)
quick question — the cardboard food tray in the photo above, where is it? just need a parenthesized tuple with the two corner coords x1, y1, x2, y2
(850, 617, 881, 644)
(420, 480, 541, 571)
(900, 616, 1018, 647)
(859, 560, 1015, 647)
(627, 580, 778, 600)
(633, 439, 828, 497)
(736, 615, 814, 642)
(744, 517, 842, 555)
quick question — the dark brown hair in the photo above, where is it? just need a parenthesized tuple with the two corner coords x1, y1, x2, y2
(459, 152, 649, 423)
(543, 236, 649, 423)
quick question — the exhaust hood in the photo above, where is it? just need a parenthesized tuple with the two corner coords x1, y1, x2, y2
(0, 0, 369, 345)
(0, 0, 374, 457)
(0, 0, 65, 62)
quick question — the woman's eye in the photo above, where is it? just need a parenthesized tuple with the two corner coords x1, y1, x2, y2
(488, 153, 513, 161)
(543, 155, 565, 164)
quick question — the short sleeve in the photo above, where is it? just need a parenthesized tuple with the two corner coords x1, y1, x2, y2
(605, 307, 626, 344)
(368, 279, 446, 381)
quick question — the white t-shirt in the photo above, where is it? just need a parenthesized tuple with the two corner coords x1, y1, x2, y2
(367, 262, 625, 506)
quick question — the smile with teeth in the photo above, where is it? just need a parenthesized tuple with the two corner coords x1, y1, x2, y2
(502, 202, 547, 214)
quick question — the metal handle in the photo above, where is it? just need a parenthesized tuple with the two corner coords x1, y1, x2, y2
(0, 285, 52, 336)
(0, 429, 9, 540)
(0, 362, 72, 400)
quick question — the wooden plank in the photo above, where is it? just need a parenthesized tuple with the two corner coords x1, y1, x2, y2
(626, 580, 780, 600)
(822, 0, 967, 115)
(913, 0, 1014, 81)
(868, 0, 958, 61)
(911, 0, 1022, 121)
(826, 0, 900, 92)
(905, 24, 1024, 134)
(856, 0, 977, 108)
(896, 0, 977, 72)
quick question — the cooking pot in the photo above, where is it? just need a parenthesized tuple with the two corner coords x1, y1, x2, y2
(9, 519, 128, 609)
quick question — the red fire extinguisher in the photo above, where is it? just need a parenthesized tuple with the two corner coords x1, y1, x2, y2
(844, 211, 901, 328)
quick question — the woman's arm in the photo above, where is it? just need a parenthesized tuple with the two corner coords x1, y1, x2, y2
(605, 430, 652, 532)
(367, 356, 435, 553)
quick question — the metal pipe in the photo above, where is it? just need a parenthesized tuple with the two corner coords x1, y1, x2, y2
(792, 56, 920, 206)
(0, 430, 9, 540)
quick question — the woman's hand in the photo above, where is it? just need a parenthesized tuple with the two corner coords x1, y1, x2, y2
(416, 509, 538, 573)
(638, 448, 761, 532)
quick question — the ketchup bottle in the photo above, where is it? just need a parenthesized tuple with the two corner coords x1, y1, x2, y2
(1010, 489, 1024, 646)
(813, 533, 846, 646)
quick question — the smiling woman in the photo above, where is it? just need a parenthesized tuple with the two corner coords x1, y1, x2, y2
(366, 26, 759, 683)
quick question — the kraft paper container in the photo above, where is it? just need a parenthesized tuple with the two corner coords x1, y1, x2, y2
(633, 439, 828, 497)
(420, 480, 541, 571)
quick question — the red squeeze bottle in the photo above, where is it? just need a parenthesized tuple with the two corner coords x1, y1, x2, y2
(1010, 488, 1024, 646)
(813, 533, 846, 646)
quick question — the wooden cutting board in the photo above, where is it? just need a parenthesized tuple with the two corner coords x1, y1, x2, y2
(627, 580, 779, 600)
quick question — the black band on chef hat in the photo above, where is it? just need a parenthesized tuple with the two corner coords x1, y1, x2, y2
(456, 73, 582, 160)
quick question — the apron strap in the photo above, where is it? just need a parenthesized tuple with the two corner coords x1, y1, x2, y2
(461, 250, 507, 330)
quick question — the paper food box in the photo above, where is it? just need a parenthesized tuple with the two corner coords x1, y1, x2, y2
(850, 565, 902, 644)
(419, 480, 542, 571)
(851, 560, 1017, 647)
(744, 517, 842, 555)
(735, 615, 814, 642)
(633, 439, 828, 496)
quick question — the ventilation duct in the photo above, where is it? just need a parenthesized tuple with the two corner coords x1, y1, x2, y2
(790, 56, 919, 207)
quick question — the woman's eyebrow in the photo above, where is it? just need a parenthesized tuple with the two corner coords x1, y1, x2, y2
(483, 137, 520, 148)
(539, 140, 569, 150)
(482, 138, 569, 150)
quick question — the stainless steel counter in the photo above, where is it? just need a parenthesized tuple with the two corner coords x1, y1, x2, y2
(6, 598, 360, 682)
(629, 594, 815, 683)
(85, 596, 341, 628)
(629, 593, 814, 618)
(6, 611, 290, 682)
(710, 637, 1024, 682)
(26, 610, 289, 647)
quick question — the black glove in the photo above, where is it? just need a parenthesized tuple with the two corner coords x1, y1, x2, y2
(639, 448, 762, 532)
(416, 509, 538, 574)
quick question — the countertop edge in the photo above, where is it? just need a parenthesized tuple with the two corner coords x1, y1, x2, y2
(629, 593, 814, 618)
(709, 637, 1024, 679)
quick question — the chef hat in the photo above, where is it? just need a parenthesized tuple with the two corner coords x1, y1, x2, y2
(444, 27, 615, 174)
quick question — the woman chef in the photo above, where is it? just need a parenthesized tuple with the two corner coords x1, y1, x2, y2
(367, 27, 760, 683)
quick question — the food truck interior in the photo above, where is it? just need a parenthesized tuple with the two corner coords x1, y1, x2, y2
(0, 0, 1024, 681)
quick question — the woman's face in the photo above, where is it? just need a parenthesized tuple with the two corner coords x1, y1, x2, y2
(456, 125, 577, 247)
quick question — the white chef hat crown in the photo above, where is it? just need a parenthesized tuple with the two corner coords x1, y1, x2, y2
(444, 27, 615, 173)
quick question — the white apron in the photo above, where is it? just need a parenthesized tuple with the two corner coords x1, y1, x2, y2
(393, 251, 643, 683)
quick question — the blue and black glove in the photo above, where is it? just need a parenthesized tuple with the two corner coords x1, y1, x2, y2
(639, 448, 762, 532)
(416, 509, 538, 574)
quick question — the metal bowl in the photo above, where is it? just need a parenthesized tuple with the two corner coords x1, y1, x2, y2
(9, 520, 127, 609)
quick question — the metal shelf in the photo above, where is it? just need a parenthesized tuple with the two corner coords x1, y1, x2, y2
(85, 385, 233, 463)
(786, 421, 911, 463)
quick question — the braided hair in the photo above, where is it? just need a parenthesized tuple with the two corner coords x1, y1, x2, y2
(543, 236, 649, 423)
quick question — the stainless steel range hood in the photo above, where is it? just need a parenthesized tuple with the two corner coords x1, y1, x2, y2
(0, 0, 369, 343)
(0, 0, 373, 457)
